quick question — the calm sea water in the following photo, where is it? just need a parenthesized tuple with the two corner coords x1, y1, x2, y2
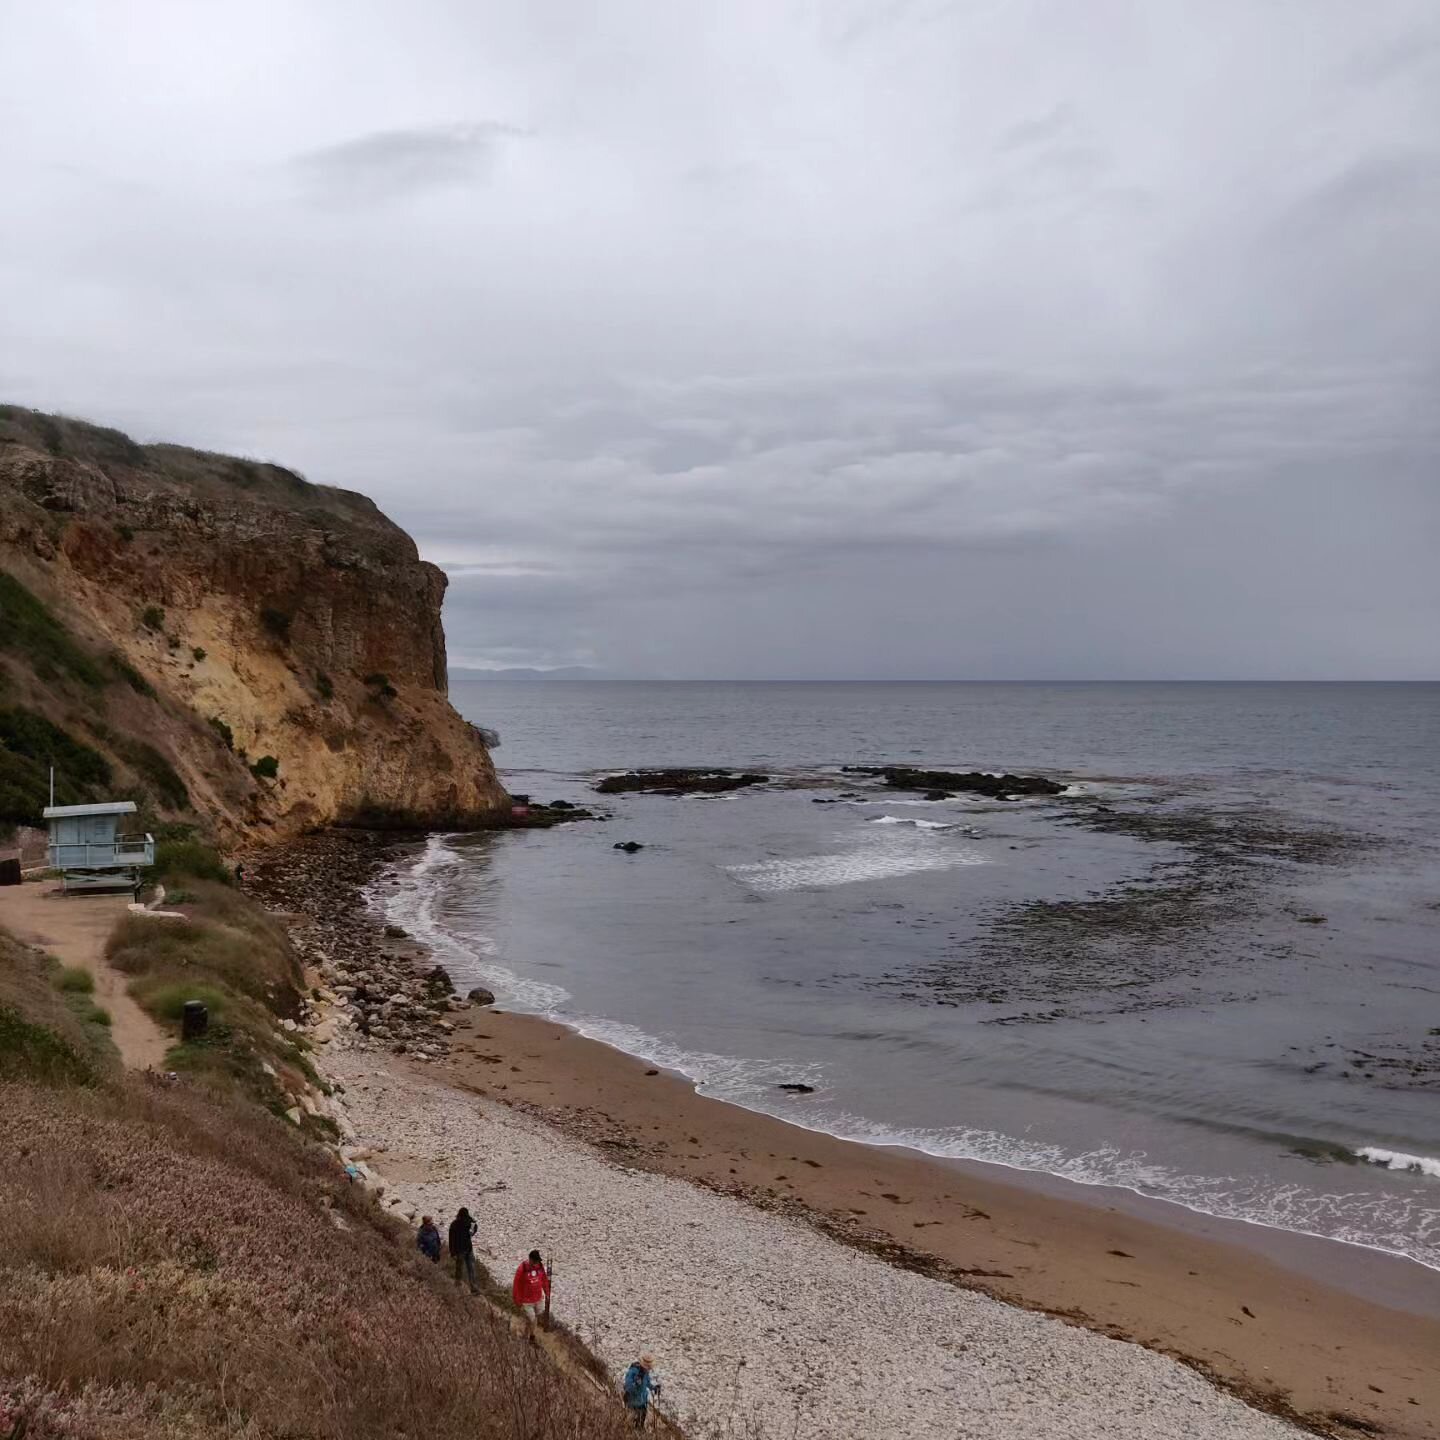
(375, 682, 1440, 1271)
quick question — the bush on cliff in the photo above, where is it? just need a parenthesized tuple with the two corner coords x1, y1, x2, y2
(0, 570, 106, 690)
(146, 838, 231, 886)
(0, 710, 112, 828)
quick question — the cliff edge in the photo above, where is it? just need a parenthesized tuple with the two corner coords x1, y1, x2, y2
(0, 405, 508, 842)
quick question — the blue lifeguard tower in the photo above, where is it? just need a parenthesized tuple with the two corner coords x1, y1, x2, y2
(43, 801, 154, 893)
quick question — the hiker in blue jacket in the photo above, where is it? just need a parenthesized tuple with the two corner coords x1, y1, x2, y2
(415, 1215, 442, 1263)
(622, 1355, 658, 1429)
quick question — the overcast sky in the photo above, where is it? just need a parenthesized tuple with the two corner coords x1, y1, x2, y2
(3, 1, 1438, 678)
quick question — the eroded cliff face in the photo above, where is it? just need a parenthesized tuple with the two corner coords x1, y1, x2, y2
(0, 408, 509, 842)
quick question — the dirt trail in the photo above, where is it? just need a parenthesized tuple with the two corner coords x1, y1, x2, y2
(0, 881, 170, 1069)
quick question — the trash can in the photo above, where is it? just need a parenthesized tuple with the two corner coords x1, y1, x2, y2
(181, 1000, 208, 1041)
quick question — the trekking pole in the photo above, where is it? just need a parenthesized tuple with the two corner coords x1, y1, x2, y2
(543, 1254, 553, 1329)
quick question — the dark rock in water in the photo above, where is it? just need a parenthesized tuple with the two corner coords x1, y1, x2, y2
(812, 796, 840, 804)
(923, 790, 950, 802)
(645, 1068, 660, 1076)
(548, 798, 577, 810)
(842, 765, 1063, 801)
(595, 768, 768, 796)
(383, 923, 409, 939)
(778, 1082, 816, 1094)
(613, 841, 645, 853)
(423, 964, 454, 996)
(466, 986, 496, 1007)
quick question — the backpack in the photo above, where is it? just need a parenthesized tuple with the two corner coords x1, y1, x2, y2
(623, 1364, 647, 1406)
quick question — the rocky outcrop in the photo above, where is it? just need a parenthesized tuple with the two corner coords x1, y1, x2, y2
(0, 406, 508, 841)
(595, 768, 768, 795)
(842, 766, 1065, 801)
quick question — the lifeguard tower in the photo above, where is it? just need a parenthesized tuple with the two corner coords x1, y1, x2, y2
(43, 801, 154, 893)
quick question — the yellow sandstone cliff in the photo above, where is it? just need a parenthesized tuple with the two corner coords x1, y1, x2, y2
(0, 406, 508, 843)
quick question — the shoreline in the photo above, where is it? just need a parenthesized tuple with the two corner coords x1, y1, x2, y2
(433, 1007, 1438, 1438)
(250, 831, 1440, 1438)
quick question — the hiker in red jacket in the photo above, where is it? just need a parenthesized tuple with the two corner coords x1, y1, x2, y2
(512, 1249, 551, 1325)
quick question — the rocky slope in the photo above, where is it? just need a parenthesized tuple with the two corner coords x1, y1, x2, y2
(0, 405, 508, 843)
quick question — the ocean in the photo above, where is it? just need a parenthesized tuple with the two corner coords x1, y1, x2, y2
(373, 681, 1440, 1271)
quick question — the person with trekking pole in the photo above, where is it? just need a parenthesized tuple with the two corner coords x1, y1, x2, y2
(512, 1248, 551, 1327)
(448, 1207, 479, 1294)
(622, 1355, 659, 1429)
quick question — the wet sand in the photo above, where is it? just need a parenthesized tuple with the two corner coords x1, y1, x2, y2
(428, 1006, 1440, 1439)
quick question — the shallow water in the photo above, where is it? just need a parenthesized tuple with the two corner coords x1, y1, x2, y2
(376, 681, 1440, 1271)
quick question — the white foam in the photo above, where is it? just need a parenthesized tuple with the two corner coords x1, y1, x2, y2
(366, 835, 571, 1011)
(870, 815, 953, 830)
(1356, 1147, 1440, 1179)
(725, 839, 987, 892)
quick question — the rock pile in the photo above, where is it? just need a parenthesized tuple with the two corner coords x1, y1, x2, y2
(243, 830, 469, 1064)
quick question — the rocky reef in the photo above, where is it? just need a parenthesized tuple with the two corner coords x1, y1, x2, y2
(595, 768, 768, 795)
(842, 766, 1064, 801)
(0, 406, 509, 841)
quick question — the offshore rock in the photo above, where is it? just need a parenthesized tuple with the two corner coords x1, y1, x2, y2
(595, 768, 768, 796)
(843, 766, 1064, 801)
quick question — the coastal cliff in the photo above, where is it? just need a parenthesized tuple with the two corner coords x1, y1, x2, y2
(0, 405, 508, 842)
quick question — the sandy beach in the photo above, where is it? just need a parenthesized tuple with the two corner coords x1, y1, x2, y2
(330, 1048, 1311, 1440)
(373, 1006, 1437, 1439)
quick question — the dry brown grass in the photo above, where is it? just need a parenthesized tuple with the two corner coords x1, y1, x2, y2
(0, 1075, 643, 1439)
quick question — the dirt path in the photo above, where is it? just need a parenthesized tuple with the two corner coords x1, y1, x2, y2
(0, 881, 170, 1070)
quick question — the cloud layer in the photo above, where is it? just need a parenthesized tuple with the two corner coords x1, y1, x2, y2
(2, 0, 1437, 676)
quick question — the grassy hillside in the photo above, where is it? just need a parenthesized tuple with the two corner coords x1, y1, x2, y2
(0, 878, 642, 1440)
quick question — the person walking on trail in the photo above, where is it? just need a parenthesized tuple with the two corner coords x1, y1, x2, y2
(416, 1215, 441, 1263)
(622, 1355, 658, 1429)
(512, 1249, 551, 1325)
(448, 1208, 479, 1293)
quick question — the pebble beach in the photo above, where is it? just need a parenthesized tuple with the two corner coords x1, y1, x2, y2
(327, 1053, 1301, 1440)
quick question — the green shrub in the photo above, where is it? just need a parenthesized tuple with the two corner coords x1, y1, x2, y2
(0, 571, 106, 689)
(0, 1005, 94, 1086)
(107, 654, 156, 696)
(260, 608, 292, 642)
(315, 671, 333, 700)
(208, 716, 235, 751)
(54, 967, 94, 995)
(192, 647, 206, 662)
(362, 672, 389, 688)
(146, 838, 231, 885)
(250, 755, 279, 780)
(115, 523, 135, 542)
(129, 979, 231, 1025)
(0, 708, 111, 786)
(140, 605, 165, 632)
(118, 737, 189, 811)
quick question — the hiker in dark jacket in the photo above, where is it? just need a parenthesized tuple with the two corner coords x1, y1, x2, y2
(622, 1356, 658, 1429)
(416, 1215, 441, 1262)
(448, 1207, 479, 1293)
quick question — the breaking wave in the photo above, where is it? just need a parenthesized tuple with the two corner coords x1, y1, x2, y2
(1356, 1147, 1440, 1179)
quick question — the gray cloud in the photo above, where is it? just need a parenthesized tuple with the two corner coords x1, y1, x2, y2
(291, 123, 524, 205)
(1, 0, 1436, 677)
